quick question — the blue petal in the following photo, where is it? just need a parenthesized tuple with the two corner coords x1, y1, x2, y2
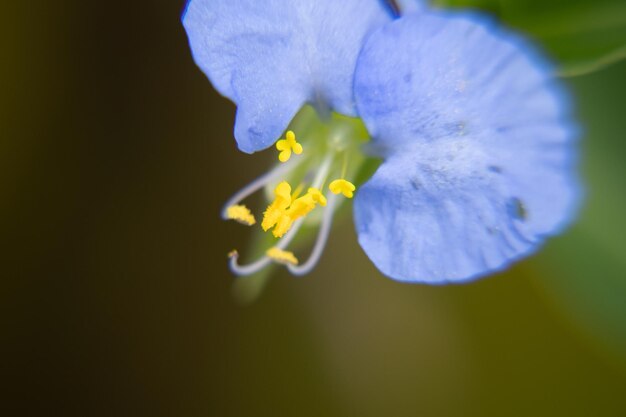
(183, 0, 391, 153)
(396, 0, 425, 14)
(353, 11, 581, 283)
(382, 0, 425, 17)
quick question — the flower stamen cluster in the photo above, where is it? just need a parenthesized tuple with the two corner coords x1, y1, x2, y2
(223, 112, 364, 276)
(263, 183, 327, 238)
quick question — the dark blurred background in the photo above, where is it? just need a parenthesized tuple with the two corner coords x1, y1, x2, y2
(2, 1, 626, 416)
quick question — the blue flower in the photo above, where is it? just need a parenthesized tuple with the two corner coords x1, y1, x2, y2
(183, 1, 580, 283)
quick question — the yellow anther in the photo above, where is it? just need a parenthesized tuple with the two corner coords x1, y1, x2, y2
(329, 179, 356, 199)
(307, 187, 327, 207)
(262, 181, 292, 231)
(225, 204, 256, 226)
(263, 183, 327, 238)
(228, 249, 239, 258)
(286, 193, 317, 219)
(266, 247, 299, 266)
(276, 130, 303, 163)
(274, 181, 292, 201)
(271, 189, 323, 238)
(272, 214, 295, 238)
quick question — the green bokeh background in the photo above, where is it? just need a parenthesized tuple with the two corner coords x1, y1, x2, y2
(1, 1, 625, 416)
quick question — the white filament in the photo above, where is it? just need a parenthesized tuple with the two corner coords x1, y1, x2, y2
(287, 194, 338, 276)
(229, 217, 304, 276)
(221, 157, 303, 219)
(228, 154, 334, 276)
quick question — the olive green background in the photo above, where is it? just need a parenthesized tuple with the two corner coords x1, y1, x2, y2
(2, 1, 625, 416)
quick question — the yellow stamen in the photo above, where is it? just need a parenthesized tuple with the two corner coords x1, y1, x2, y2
(307, 187, 327, 207)
(266, 247, 299, 266)
(271, 188, 325, 238)
(276, 130, 303, 163)
(288, 193, 317, 217)
(262, 181, 292, 231)
(273, 213, 295, 238)
(329, 179, 356, 198)
(225, 205, 256, 226)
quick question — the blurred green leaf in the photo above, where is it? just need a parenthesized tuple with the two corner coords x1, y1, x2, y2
(432, 0, 626, 76)
(538, 227, 626, 364)
(531, 60, 626, 363)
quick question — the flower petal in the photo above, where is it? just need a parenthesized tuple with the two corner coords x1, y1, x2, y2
(396, 0, 425, 14)
(381, 0, 425, 16)
(353, 12, 581, 283)
(183, 0, 391, 153)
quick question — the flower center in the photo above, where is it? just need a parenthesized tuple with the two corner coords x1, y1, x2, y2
(222, 105, 379, 276)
